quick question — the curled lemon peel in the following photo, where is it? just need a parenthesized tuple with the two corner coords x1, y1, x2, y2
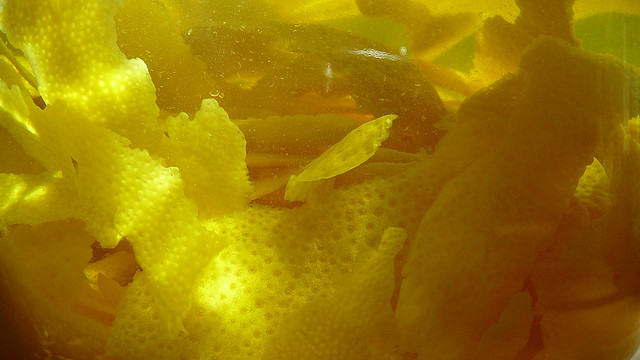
(0, 0, 161, 150)
(0, 80, 229, 331)
(0, 0, 257, 332)
(162, 98, 253, 217)
(107, 142, 447, 359)
(285, 114, 395, 201)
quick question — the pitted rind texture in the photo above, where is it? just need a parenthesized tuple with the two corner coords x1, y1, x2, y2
(107, 160, 435, 359)
(0, 0, 161, 149)
(163, 98, 253, 217)
(0, 0, 256, 330)
(0, 81, 228, 330)
(261, 227, 404, 360)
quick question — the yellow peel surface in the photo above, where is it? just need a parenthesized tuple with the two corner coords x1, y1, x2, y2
(0, 81, 227, 330)
(107, 163, 433, 359)
(162, 98, 253, 217)
(0, 0, 161, 149)
(261, 227, 405, 360)
(285, 114, 395, 201)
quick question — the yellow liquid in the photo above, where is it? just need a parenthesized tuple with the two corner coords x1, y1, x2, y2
(1, 1, 640, 359)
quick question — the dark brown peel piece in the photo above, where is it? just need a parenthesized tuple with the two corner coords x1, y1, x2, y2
(185, 22, 448, 151)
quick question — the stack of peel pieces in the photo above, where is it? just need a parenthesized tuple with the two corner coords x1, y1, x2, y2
(0, 0, 640, 359)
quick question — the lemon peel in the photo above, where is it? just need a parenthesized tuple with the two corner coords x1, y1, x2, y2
(471, 291, 534, 359)
(0, 171, 77, 227)
(531, 130, 640, 359)
(396, 37, 640, 359)
(105, 69, 521, 359)
(285, 114, 395, 201)
(0, 0, 250, 330)
(107, 159, 436, 360)
(1, 1, 639, 359)
(0, 0, 161, 149)
(261, 227, 405, 360)
(0, 81, 226, 330)
(162, 98, 253, 217)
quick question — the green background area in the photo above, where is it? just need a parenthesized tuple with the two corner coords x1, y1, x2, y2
(328, 15, 411, 52)
(318, 12, 640, 74)
(575, 12, 640, 68)
(434, 35, 475, 72)
(434, 12, 640, 73)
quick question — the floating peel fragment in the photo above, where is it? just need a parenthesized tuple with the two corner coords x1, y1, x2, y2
(285, 114, 395, 201)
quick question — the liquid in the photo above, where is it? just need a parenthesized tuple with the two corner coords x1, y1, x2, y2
(0, 1, 639, 359)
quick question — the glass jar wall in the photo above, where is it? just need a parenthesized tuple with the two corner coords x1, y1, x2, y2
(1, 0, 640, 359)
